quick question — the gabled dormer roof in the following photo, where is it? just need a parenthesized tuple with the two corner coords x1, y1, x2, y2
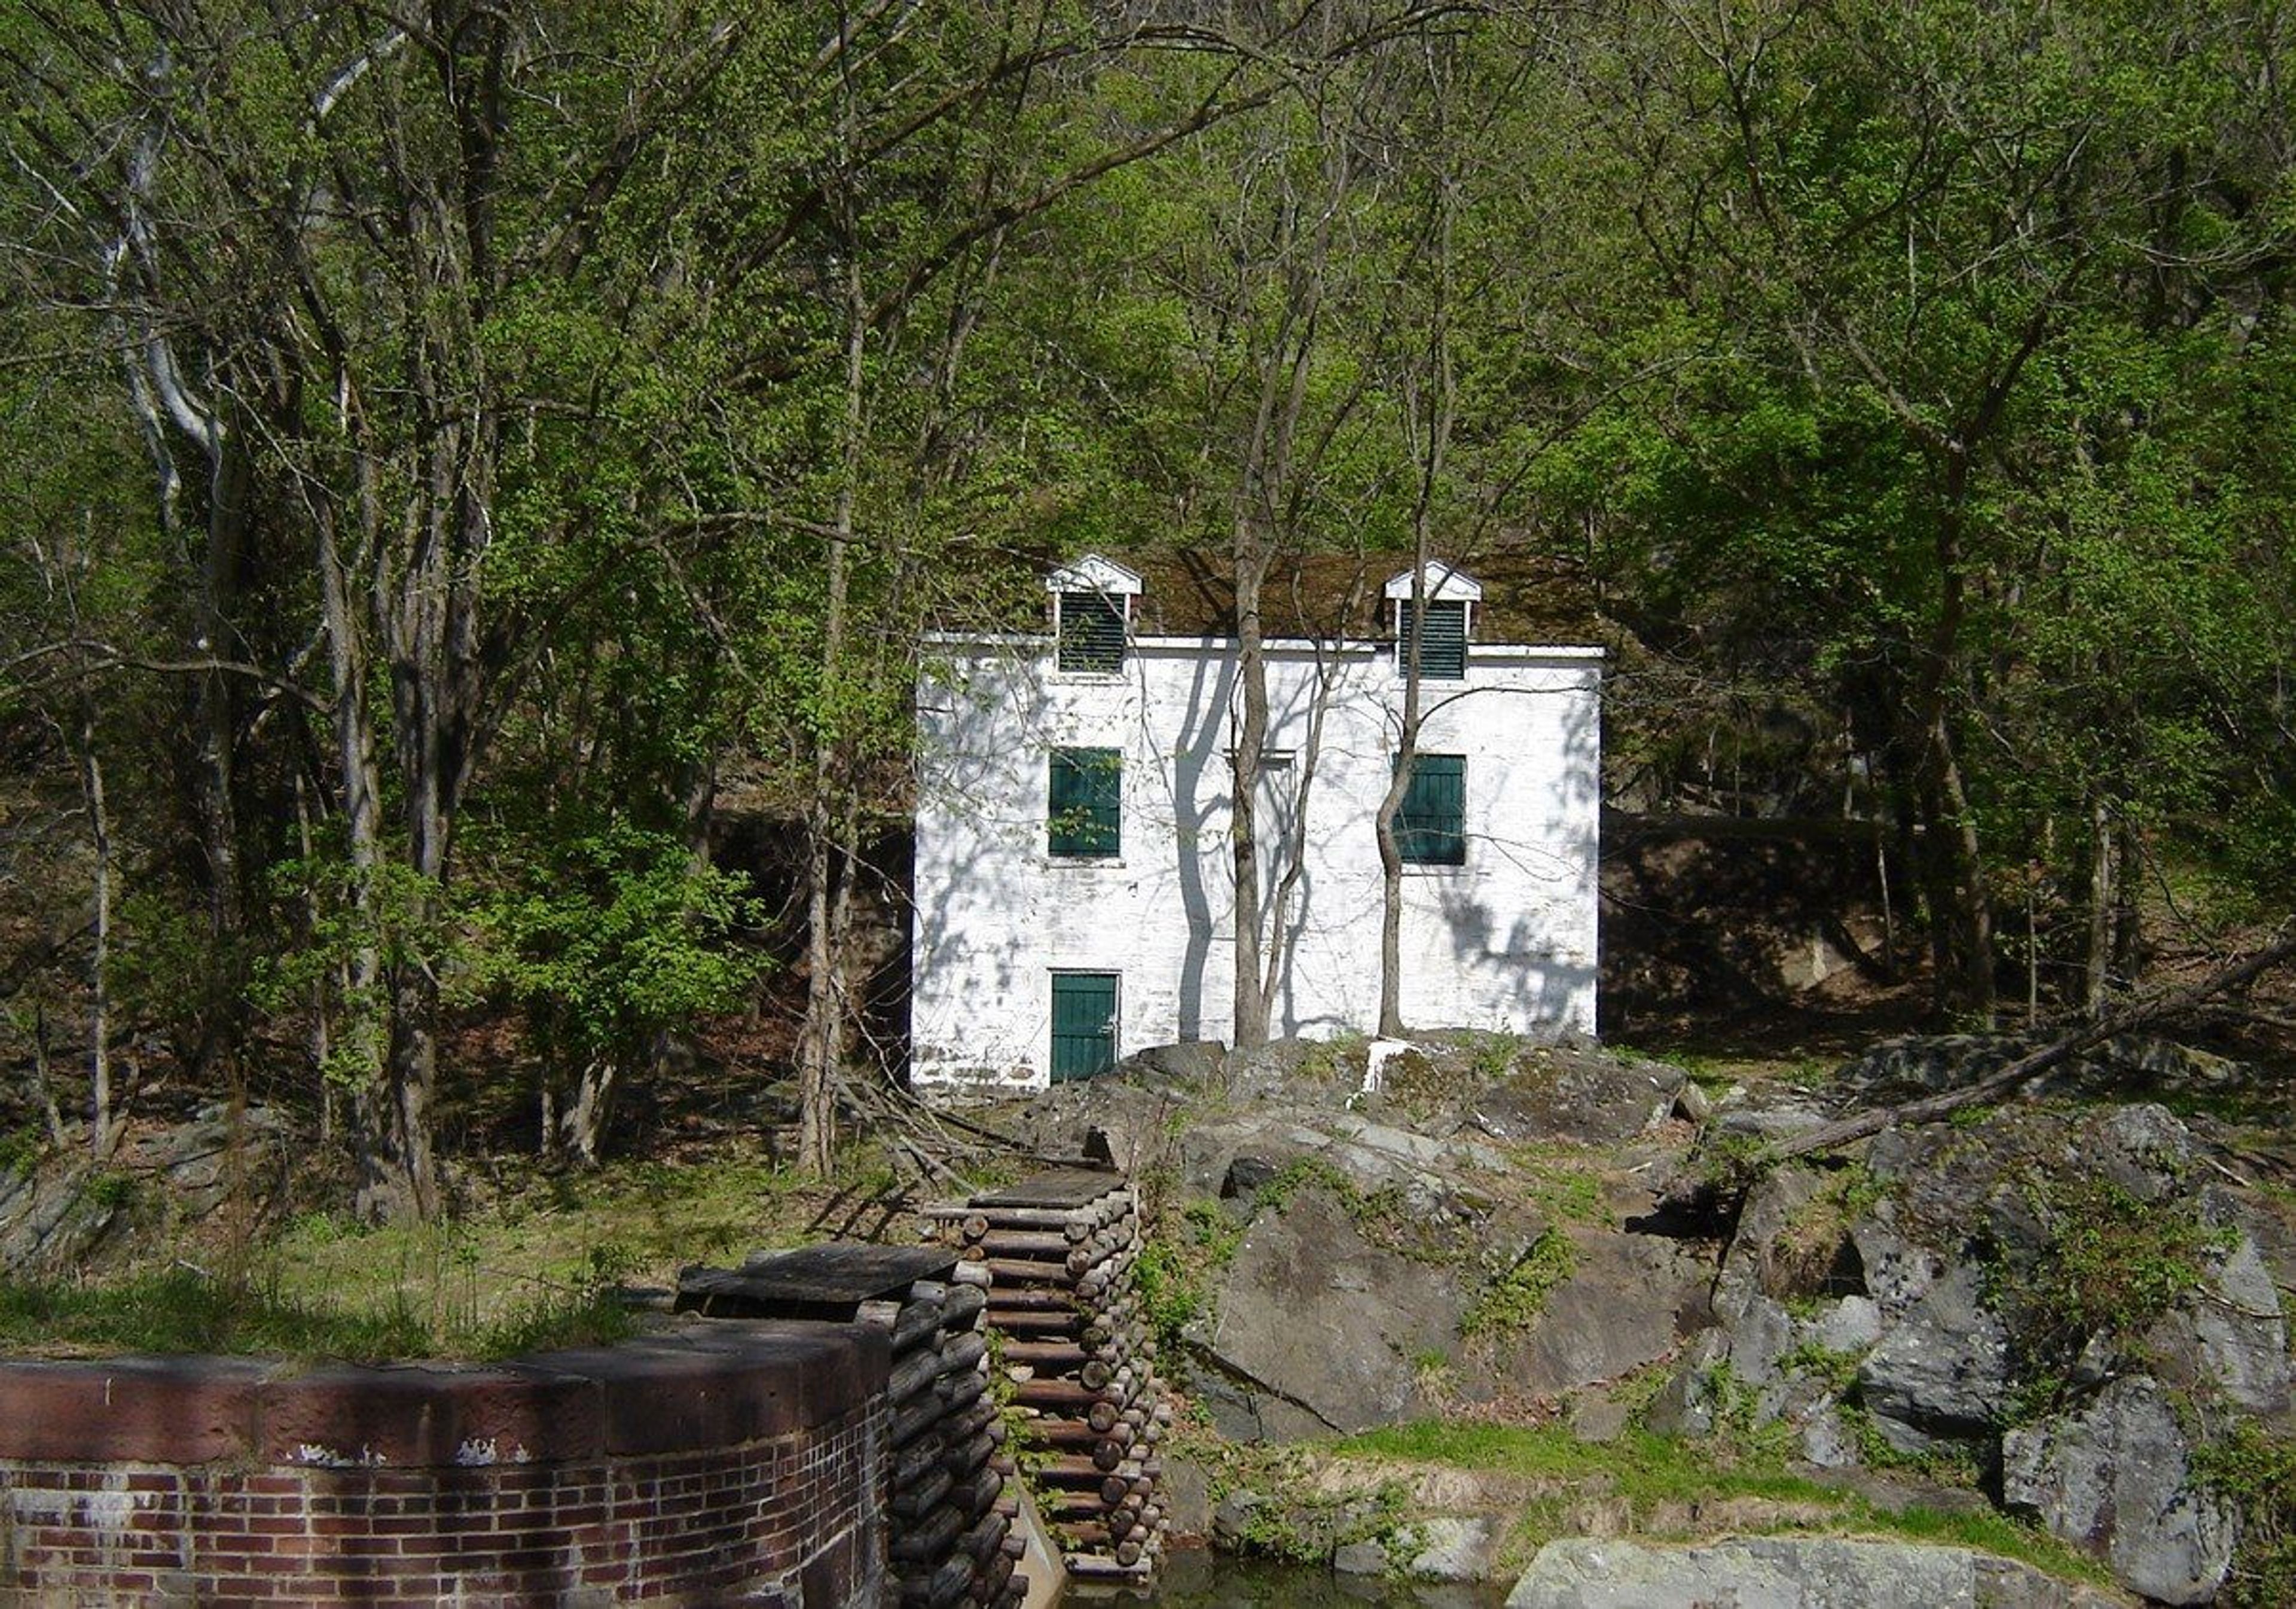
(1382, 561, 1482, 604)
(1046, 554, 1141, 596)
(928, 542, 1595, 643)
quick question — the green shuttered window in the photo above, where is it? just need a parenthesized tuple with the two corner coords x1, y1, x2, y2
(1058, 592, 1126, 673)
(1396, 753, 1467, 865)
(1048, 747, 1122, 857)
(1397, 599, 1468, 680)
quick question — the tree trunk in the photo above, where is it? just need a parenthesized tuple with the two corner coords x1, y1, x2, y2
(796, 179, 868, 1178)
(1231, 551, 1271, 1051)
(1375, 566, 1427, 1040)
(559, 1055, 618, 1168)
(1913, 487, 1993, 1025)
(2084, 796, 2115, 1015)
(74, 698, 116, 1156)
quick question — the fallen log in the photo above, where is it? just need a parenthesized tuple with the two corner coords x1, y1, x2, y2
(1756, 924, 2296, 1166)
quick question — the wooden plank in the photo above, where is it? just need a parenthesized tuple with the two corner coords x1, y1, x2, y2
(966, 1170, 1122, 1210)
(722, 1242, 960, 1305)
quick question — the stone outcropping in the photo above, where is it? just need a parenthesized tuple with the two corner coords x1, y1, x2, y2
(1504, 1537, 2128, 1608)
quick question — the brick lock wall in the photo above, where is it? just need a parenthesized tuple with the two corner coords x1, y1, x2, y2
(0, 1321, 889, 1607)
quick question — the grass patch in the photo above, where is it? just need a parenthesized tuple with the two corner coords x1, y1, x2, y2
(2194, 1420, 2296, 1608)
(0, 1266, 632, 1361)
(1501, 1143, 1617, 1228)
(0, 1143, 816, 1361)
(1460, 1229, 1578, 1342)
(1985, 1174, 2237, 1417)
(1334, 1421, 2115, 1587)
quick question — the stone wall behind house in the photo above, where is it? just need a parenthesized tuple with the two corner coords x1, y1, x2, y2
(0, 1321, 887, 1607)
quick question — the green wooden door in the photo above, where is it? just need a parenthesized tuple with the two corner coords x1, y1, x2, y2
(1050, 973, 1120, 1082)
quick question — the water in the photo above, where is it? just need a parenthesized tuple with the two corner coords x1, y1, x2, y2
(1065, 1549, 1505, 1608)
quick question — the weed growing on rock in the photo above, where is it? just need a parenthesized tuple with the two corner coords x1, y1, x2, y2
(2193, 1420, 2296, 1608)
(1134, 1197, 1244, 1352)
(1776, 1339, 1867, 1397)
(1460, 1229, 1578, 1342)
(1766, 1164, 1885, 1299)
(1986, 1175, 2235, 1413)
(1335, 1421, 2113, 1587)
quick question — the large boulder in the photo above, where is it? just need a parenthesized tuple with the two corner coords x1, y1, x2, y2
(1189, 1184, 1464, 1436)
(2001, 1375, 2236, 1606)
(1465, 1046, 1685, 1146)
(1473, 1228, 1712, 1400)
(1504, 1536, 2125, 1608)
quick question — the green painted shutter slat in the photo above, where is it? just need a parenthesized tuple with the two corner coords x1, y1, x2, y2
(1048, 747, 1122, 857)
(1396, 753, 1467, 865)
(1051, 973, 1119, 1082)
(1058, 593, 1126, 673)
(1398, 600, 1467, 680)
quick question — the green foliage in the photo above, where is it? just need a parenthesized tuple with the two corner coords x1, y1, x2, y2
(1338, 1420, 2110, 1585)
(1134, 1196, 1245, 1354)
(1459, 1229, 1578, 1342)
(1776, 1339, 1867, 1399)
(1986, 1175, 2236, 1412)
(2194, 1421, 2296, 1609)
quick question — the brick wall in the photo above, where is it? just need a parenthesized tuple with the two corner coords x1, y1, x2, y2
(0, 1321, 889, 1607)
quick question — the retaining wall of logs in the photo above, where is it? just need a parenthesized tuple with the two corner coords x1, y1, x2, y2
(927, 1170, 1171, 1586)
(677, 1244, 1024, 1609)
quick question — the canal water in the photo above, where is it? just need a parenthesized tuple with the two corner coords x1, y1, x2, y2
(1067, 1549, 1506, 1608)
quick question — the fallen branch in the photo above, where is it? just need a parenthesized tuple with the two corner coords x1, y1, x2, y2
(1760, 923, 2296, 1166)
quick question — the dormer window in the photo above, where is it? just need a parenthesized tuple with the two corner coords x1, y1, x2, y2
(1396, 599, 1467, 680)
(1385, 561, 1481, 682)
(1058, 591, 1126, 673)
(1046, 554, 1143, 675)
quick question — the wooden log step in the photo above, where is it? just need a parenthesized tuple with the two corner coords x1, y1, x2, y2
(981, 1287, 1080, 1313)
(999, 1339, 1089, 1369)
(1007, 1377, 1117, 1410)
(984, 1309, 1082, 1335)
(1038, 1493, 1120, 1519)
(1018, 1421, 1129, 1456)
(975, 1230, 1073, 1255)
(950, 1260, 991, 1288)
(981, 1257, 1080, 1286)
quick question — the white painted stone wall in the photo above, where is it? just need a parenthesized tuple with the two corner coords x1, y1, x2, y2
(910, 632, 1602, 1088)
